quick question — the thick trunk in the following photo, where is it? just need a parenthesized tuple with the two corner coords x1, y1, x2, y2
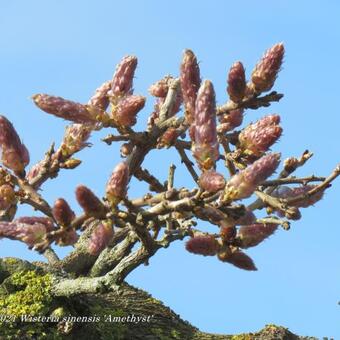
(0, 258, 316, 340)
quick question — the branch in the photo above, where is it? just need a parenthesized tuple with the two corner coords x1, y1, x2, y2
(134, 167, 166, 193)
(175, 144, 199, 183)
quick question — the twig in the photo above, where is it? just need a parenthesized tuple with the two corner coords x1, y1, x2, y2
(175, 144, 199, 183)
(256, 217, 291, 230)
(217, 91, 284, 116)
(261, 175, 325, 187)
(134, 167, 166, 193)
(158, 79, 180, 122)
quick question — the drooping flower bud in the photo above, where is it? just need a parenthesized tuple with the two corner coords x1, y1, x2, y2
(88, 80, 112, 111)
(238, 115, 282, 156)
(75, 185, 106, 217)
(199, 170, 225, 193)
(180, 49, 201, 124)
(0, 184, 16, 210)
(112, 95, 145, 127)
(88, 221, 114, 256)
(217, 109, 244, 134)
(223, 153, 280, 201)
(185, 235, 219, 256)
(60, 124, 92, 157)
(52, 198, 75, 226)
(191, 80, 219, 170)
(110, 55, 138, 97)
(251, 43, 285, 93)
(0, 217, 55, 248)
(32, 94, 104, 124)
(106, 162, 129, 205)
(227, 62, 246, 103)
(218, 248, 257, 271)
(238, 223, 278, 248)
(0, 116, 30, 175)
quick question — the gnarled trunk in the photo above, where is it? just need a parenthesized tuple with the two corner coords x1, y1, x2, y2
(0, 258, 316, 340)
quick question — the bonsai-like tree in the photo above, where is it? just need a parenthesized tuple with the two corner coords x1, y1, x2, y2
(0, 44, 338, 339)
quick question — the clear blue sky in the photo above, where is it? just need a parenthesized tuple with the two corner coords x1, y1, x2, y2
(1, 1, 339, 338)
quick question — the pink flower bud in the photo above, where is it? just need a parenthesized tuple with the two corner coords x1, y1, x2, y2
(88, 221, 114, 256)
(60, 124, 92, 157)
(32, 94, 103, 124)
(0, 116, 30, 175)
(223, 153, 280, 201)
(110, 55, 138, 97)
(219, 248, 257, 271)
(199, 170, 225, 193)
(227, 62, 246, 103)
(106, 162, 129, 205)
(112, 95, 145, 127)
(192, 80, 219, 170)
(180, 49, 201, 124)
(0, 217, 56, 248)
(185, 235, 219, 256)
(217, 109, 244, 133)
(238, 223, 278, 248)
(120, 142, 134, 157)
(75, 185, 106, 216)
(251, 43, 285, 93)
(0, 184, 16, 210)
(88, 80, 112, 111)
(53, 198, 75, 226)
(238, 115, 282, 156)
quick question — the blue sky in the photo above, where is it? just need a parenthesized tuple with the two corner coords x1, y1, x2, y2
(1, 0, 340, 338)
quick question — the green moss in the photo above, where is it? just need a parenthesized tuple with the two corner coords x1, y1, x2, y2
(170, 328, 181, 339)
(0, 270, 61, 340)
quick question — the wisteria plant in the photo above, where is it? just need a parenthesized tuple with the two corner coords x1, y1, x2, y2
(0, 43, 339, 338)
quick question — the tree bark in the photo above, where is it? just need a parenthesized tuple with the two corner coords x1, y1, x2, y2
(0, 257, 317, 340)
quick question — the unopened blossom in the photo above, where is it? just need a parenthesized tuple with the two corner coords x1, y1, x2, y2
(227, 62, 246, 103)
(88, 80, 112, 111)
(238, 115, 282, 156)
(106, 162, 129, 205)
(112, 95, 146, 127)
(199, 170, 225, 193)
(180, 49, 201, 124)
(60, 124, 92, 157)
(75, 185, 106, 217)
(52, 198, 75, 226)
(120, 142, 134, 157)
(223, 153, 280, 201)
(88, 221, 114, 256)
(218, 248, 257, 271)
(0, 116, 30, 175)
(0, 217, 55, 248)
(33, 94, 104, 124)
(238, 223, 278, 248)
(218, 109, 244, 134)
(110, 55, 138, 97)
(0, 184, 16, 210)
(251, 43, 285, 93)
(191, 80, 219, 170)
(185, 235, 219, 256)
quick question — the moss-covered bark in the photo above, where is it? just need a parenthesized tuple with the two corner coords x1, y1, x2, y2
(0, 258, 316, 340)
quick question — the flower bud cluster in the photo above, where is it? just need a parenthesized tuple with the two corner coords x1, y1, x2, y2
(106, 162, 129, 206)
(191, 80, 219, 170)
(238, 115, 282, 156)
(223, 153, 280, 201)
(88, 220, 114, 256)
